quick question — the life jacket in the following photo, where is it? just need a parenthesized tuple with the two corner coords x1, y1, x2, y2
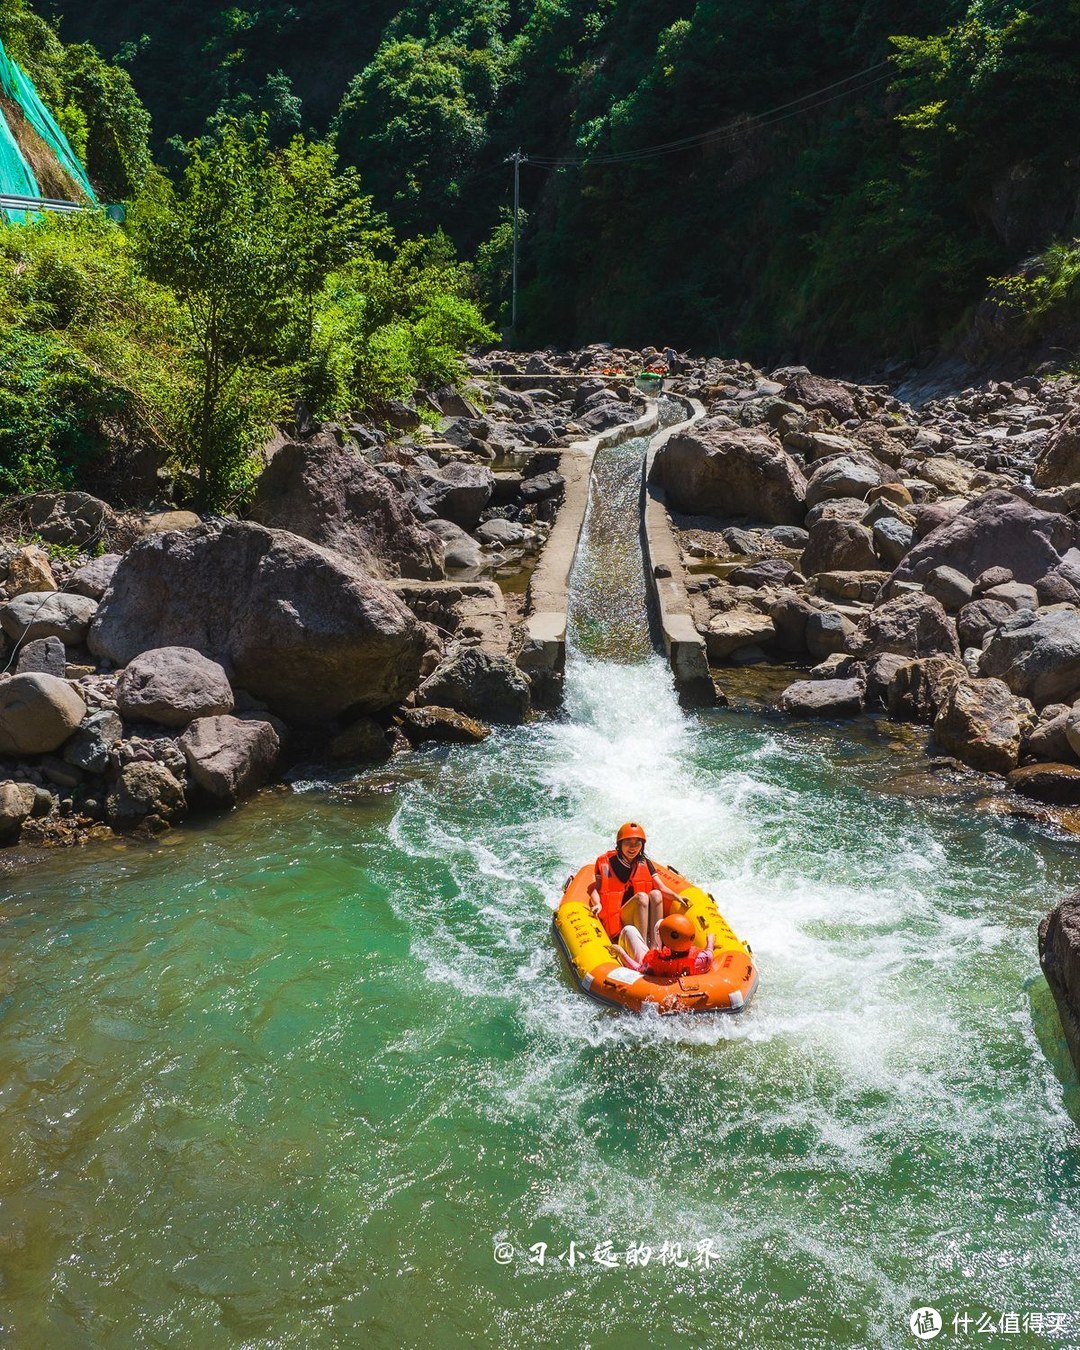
(593, 849, 657, 938)
(642, 944, 703, 979)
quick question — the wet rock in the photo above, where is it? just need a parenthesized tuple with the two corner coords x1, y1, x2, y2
(105, 760, 186, 831)
(893, 490, 1077, 587)
(330, 717, 392, 763)
(417, 647, 530, 724)
(801, 520, 877, 575)
(88, 521, 428, 721)
(777, 677, 864, 717)
(1038, 894, 1080, 1078)
(249, 436, 443, 580)
(0, 674, 87, 756)
(0, 591, 97, 645)
(63, 709, 122, 774)
(933, 677, 1035, 774)
(476, 518, 535, 548)
(978, 608, 1080, 706)
(180, 715, 281, 802)
(15, 636, 65, 678)
(400, 706, 491, 745)
(1007, 763, 1080, 804)
(117, 647, 234, 728)
(650, 421, 807, 525)
(0, 781, 36, 843)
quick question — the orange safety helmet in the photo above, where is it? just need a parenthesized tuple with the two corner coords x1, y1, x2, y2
(658, 913, 695, 953)
(616, 822, 646, 846)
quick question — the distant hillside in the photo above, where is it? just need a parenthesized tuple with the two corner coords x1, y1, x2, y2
(36, 0, 1080, 367)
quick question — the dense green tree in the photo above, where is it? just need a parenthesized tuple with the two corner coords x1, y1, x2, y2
(332, 38, 497, 235)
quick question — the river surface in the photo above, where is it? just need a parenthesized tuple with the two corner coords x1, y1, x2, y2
(1, 416, 1079, 1348)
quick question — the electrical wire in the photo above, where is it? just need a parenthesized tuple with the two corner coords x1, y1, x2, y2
(525, 63, 893, 169)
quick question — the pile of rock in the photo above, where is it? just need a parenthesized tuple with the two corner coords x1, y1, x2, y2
(645, 360, 1080, 789)
(2, 359, 653, 850)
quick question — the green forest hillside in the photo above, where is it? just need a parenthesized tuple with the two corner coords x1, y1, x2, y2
(39, 0, 1080, 365)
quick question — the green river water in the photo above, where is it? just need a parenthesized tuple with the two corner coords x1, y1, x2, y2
(1, 419, 1079, 1348)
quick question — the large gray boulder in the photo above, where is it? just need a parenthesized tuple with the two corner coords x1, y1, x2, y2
(180, 715, 280, 801)
(1038, 894, 1080, 1078)
(249, 437, 443, 580)
(776, 677, 864, 718)
(853, 592, 960, 660)
(417, 647, 530, 724)
(0, 673, 87, 756)
(892, 490, 1078, 587)
(69, 554, 122, 600)
(117, 647, 234, 728)
(804, 454, 896, 509)
(978, 608, 1080, 706)
(21, 491, 114, 547)
(801, 520, 877, 576)
(933, 677, 1035, 774)
(649, 421, 807, 525)
(88, 521, 429, 721)
(0, 592, 98, 645)
(416, 462, 494, 530)
(781, 371, 858, 422)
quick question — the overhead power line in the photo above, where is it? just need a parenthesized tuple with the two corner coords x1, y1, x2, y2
(525, 60, 894, 169)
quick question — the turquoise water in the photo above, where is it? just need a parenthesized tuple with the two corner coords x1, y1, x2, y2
(1, 417, 1079, 1348)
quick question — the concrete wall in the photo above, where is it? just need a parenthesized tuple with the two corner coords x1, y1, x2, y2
(521, 393, 716, 708)
(521, 402, 660, 704)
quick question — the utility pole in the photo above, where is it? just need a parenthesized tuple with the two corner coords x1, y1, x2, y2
(507, 149, 527, 344)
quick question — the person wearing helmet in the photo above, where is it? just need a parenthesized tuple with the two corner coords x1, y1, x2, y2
(619, 912, 715, 978)
(587, 822, 681, 946)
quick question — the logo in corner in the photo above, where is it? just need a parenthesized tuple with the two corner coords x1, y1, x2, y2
(909, 1307, 943, 1341)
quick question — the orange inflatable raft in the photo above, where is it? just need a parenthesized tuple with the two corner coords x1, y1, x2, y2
(553, 862, 758, 1014)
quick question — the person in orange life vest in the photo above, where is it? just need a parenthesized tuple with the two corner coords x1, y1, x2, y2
(586, 822, 681, 947)
(620, 912, 714, 977)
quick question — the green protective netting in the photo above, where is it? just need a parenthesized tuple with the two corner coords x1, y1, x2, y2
(0, 37, 96, 209)
(0, 90, 40, 222)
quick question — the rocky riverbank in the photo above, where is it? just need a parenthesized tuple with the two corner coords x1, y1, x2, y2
(4, 343, 1080, 1076)
(0, 354, 653, 851)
